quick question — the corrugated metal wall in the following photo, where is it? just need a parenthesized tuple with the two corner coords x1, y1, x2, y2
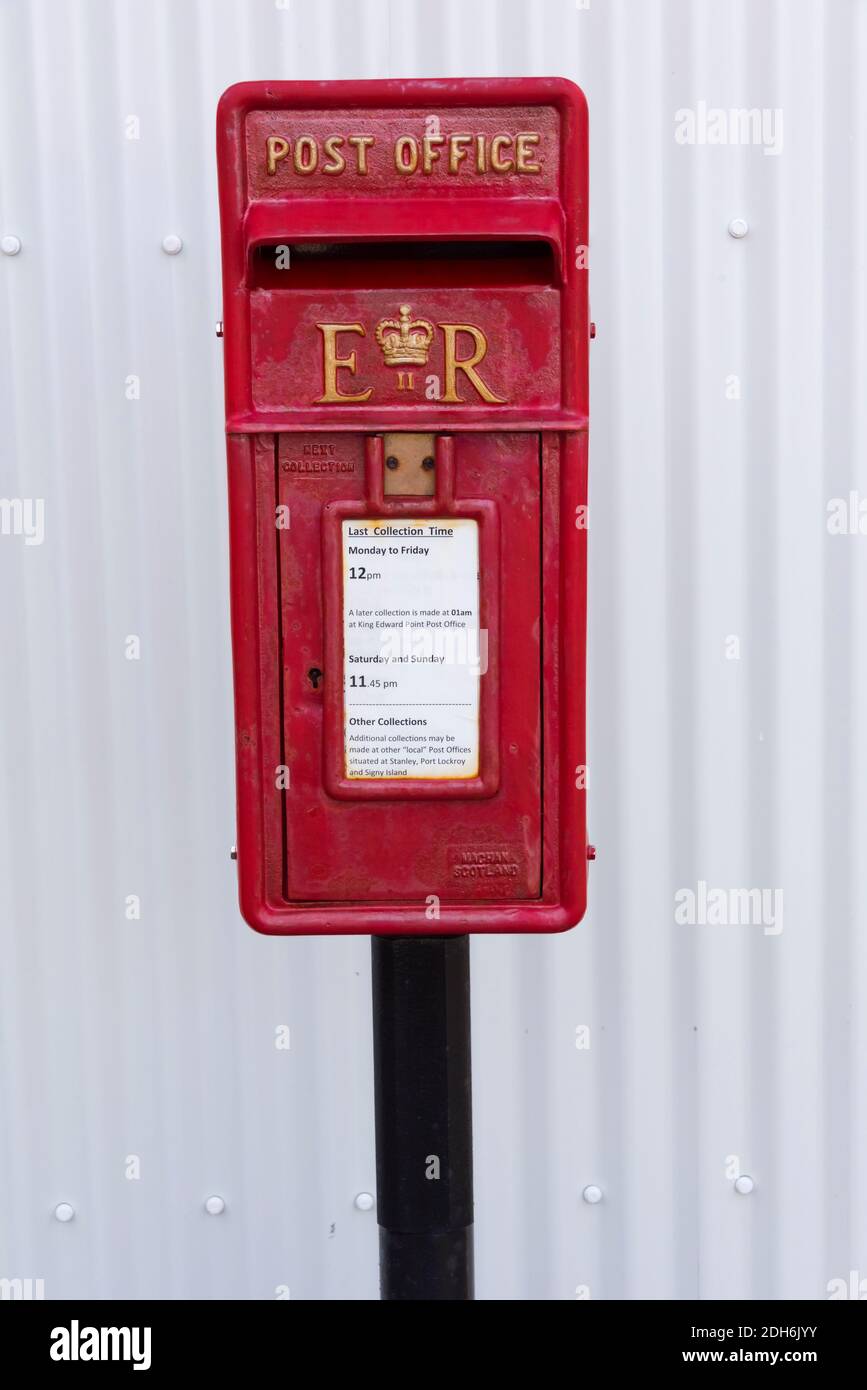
(1, 0, 865, 1300)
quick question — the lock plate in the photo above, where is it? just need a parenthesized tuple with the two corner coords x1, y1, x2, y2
(382, 433, 436, 496)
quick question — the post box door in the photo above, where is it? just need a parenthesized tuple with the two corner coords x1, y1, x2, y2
(276, 430, 541, 903)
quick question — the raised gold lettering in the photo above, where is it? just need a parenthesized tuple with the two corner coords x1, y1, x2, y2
(448, 134, 472, 173)
(422, 135, 445, 173)
(293, 136, 318, 175)
(394, 135, 419, 174)
(440, 324, 505, 404)
(266, 136, 290, 175)
(347, 135, 374, 174)
(490, 135, 515, 173)
(268, 129, 544, 179)
(516, 132, 541, 172)
(316, 324, 373, 403)
(322, 135, 346, 175)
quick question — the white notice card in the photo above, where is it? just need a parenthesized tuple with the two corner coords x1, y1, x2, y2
(342, 518, 481, 779)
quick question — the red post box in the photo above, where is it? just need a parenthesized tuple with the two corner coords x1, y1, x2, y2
(216, 78, 590, 935)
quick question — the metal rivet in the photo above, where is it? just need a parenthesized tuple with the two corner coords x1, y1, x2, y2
(385, 456, 399, 470)
(229, 845, 237, 861)
(1, 235, 22, 256)
(734, 1174, 754, 1195)
(728, 218, 749, 239)
(215, 321, 224, 338)
(205, 1195, 226, 1215)
(162, 234, 183, 255)
(421, 456, 435, 471)
(354, 1192, 375, 1212)
(54, 1202, 75, 1223)
(582, 1184, 603, 1205)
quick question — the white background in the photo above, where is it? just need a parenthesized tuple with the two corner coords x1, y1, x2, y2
(0, 0, 865, 1300)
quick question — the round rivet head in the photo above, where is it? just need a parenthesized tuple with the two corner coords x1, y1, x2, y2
(1, 235, 22, 256)
(54, 1202, 75, 1223)
(385, 456, 399, 471)
(734, 1174, 754, 1195)
(582, 1184, 603, 1205)
(205, 1195, 225, 1215)
(162, 234, 183, 255)
(728, 218, 749, 239)
(421, 456, 435, 471)
(354, 1192, 374, 1212)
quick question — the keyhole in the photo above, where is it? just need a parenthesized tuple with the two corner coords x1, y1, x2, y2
(308, 667, 323, 690)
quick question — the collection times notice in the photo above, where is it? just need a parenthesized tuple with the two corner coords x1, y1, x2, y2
(342, 518, 481, 779)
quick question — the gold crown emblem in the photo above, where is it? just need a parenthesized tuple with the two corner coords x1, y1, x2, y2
(375, 304, 435, 367)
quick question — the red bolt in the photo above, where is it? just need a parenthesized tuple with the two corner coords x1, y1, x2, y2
(587, 844, 597, 861)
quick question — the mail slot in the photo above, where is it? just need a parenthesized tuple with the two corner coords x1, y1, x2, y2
(216, 78, 590, 934)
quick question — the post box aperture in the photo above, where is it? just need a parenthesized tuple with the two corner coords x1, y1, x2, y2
(217, 78, 589, 934)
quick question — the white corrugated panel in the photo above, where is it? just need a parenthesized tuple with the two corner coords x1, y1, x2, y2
(0, 0, 864, 1300)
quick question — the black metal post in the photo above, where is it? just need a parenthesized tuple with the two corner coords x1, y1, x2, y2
(371, 935, 474, 1300)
